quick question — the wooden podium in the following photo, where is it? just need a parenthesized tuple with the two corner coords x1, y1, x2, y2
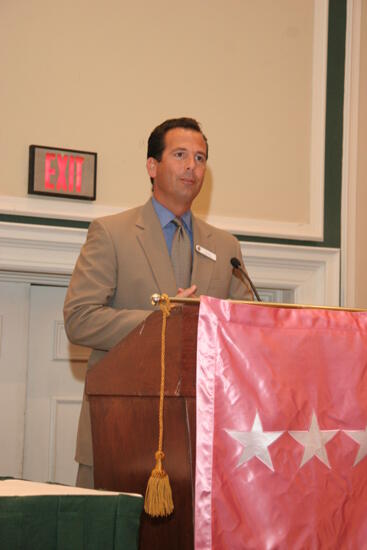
(86, 303, 199, 550)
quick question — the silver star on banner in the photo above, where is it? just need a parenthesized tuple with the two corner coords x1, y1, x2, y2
(344, 426, 367, 466)
(289, 411, 338, 469)
(226, 411, 284, 472)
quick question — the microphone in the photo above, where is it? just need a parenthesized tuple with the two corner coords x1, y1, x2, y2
(230, 257, 262, 302)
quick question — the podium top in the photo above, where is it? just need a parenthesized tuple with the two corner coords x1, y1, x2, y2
(158, 295, 366, 313)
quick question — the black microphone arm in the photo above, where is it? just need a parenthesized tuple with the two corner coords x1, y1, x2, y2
(230, 257, 262, 302)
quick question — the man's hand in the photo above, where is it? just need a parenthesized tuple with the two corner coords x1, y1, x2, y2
(176, 284, 198, 298)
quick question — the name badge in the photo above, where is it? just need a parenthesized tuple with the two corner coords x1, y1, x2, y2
(196, 244, 216, 261)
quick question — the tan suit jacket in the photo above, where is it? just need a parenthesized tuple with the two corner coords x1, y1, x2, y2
(64, 199, 253, 465)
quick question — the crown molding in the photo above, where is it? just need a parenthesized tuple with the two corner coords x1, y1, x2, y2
(240, 241, 340, 306)
(0, 221, 340, 306)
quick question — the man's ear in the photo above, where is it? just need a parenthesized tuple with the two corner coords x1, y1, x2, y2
(146, 157, 157, 179)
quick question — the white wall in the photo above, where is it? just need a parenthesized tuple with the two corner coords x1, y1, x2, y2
(0, 0, 326, 240)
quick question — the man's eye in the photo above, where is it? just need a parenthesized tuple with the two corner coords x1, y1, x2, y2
(196, 154, 206, 163)
(174, 151, 185, 158)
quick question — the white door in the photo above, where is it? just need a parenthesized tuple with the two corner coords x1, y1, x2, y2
(23, 285, 90, 486)
(0, 282, 30, 478)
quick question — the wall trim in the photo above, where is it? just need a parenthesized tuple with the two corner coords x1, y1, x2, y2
(241, 241, 340, 306)
(308, 0, 329, 240)
(0, 221, 84, 283)
(0, 193, 324, 240)
(0, 194, 120, 222)
(341, 0, 362, 307)
(0, 220, 340, 306)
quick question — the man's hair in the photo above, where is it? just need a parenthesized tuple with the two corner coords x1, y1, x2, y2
(147, 117, 208, 185)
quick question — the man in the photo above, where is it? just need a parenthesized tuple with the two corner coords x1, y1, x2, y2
(64, 117, 253, 487)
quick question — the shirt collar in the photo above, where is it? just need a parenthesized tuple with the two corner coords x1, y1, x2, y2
(152, 197, 192, 233)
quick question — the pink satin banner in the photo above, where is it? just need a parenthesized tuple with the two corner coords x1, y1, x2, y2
(195, 296, 367, 549)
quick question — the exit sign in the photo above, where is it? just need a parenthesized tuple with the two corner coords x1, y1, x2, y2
(28, 145, 97, 200)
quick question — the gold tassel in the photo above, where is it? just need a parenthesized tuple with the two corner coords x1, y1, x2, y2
(144, 451, 174, 517)
(144, 294, 174, 517)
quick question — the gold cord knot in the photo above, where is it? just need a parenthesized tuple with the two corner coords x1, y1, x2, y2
(158, 293, 172, 317)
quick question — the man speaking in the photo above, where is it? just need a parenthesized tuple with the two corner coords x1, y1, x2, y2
(64, 117, 253, 487)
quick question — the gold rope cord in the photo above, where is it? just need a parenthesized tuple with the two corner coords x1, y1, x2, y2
(144, 294, 174, 517)
(157, 296, 170, 458)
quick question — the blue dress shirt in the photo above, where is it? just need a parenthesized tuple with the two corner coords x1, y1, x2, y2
(151, 197, 193, 255)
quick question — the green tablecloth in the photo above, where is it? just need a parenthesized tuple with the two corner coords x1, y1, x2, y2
(0, 480, 143, 550)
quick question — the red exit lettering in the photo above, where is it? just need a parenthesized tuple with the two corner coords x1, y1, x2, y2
(44, 153, 84, 193)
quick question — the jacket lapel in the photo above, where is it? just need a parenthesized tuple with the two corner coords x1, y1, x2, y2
(191, 215, 216, 295)
(136, 199, 177, 296)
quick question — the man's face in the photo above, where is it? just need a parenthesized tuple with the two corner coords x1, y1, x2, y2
(147, 128, 207, 216)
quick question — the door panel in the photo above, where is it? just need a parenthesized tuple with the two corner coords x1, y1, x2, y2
(23, 285, 89, 485)
(0, 282, 30, 478)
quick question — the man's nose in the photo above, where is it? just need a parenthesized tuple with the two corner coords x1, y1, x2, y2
(185, 154, 195, 170)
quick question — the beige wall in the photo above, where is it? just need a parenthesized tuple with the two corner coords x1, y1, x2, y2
(0, 0, 316, 224)
(355, 0, 367, 307)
